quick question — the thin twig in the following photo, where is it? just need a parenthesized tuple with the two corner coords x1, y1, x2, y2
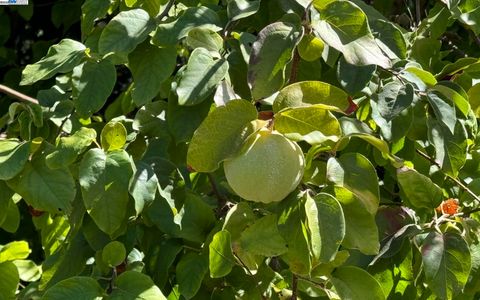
(155, 0, 175, 23)
(0, 84, 39, 105)
(415, 149, 480, 204)
(291, 274, 298, 300)
(207, 173, 227, 216)
(415, 0, 422, 26)
(288, 49, 301, 84)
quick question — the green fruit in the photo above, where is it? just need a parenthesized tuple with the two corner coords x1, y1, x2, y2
(223, 129, 305, 203)
(297, 34, 324, 62)
(102, 241, 126, 267)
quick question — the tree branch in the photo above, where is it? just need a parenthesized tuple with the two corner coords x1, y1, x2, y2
(0, 84, 39, 105)
(291, 274, 298, 300)
(155, 0, 175, 23)
(288, 49, 301, 84)
(415, 149, 480, 204)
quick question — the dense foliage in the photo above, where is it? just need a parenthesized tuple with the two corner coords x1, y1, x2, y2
(1, 0, 480, 299)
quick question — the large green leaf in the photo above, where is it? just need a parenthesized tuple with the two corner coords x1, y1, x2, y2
(177, 47, 229, 106)
(273, 81, 350, 113)
(337, 56, 376, 95)
(0, 262, 19, 299)
(274, 106, 342, 144)
(239, 214, 288, 257)
(72, 59, 117, 117)
(467, 83, 480, 117)
(0, 139, 30, 180)
(79, 149, 133, 235)
(98, 8, 155, 55)
(100, 121, 127, 152)
(427, 90, 457, 134)
(129, 161, 158, 216)
(110, 271, 166, 299)
(7, 150, 76, 214)
(376, 81, 414, 121)
(81, 0, 111, 38)
(46, 127, 97, 169)
(20, 39, 86, 85)
(41, 277, 103, 300)
(187, 99, 258, 172)
(277, 194, 312, 275)
(313, 1, 391, 68)
(14, 260, 42, 282)
(0, 241, 30, 263)
(128, 42, 177, 105)
(326, 153, 379, 215)
(209, 230, 236, 278)
(305, 193, 345, 263)
(248, 22, 303, 100)
(421, 231, 471, 299)
(176, 252, 209, 299)
(428, 119, 467, 177)
(152, 6, 222, 46)
(397, 167, 444, 209)
(227, 0, 260, 21)
(186, 28, 223, 55)
(331, 266, 386, 300)
(176, 192, 216, 243)
(330, 187, 380, 255)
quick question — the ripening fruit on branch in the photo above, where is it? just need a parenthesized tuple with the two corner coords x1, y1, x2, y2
(223, 128, 305, 203)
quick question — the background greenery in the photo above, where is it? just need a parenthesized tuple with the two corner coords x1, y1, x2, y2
(1, 0, 480, 299)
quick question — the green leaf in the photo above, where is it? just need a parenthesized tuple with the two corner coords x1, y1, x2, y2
(0, 139, 30, 180)
(405, 66, 437, 87)
(337, 56, 376, 95)
(468, 83, 480, 117)
(239, 214, 288, 257)
(0, 262, 19, 299)
(227, 0, 260, 21)
(128, 42, 177, 105)
(7, 151, 76, 214)
(176, 252, 209, 299)
(41, 277, 103, 300)
(167, 94, 212, 144)
(152, 6, 222, 47)
(177, 192, 216, 243)
(101, 121, 127, 152)
(187, 99, 258, 172)
(0, 197, 20, 233)
(432, 82, 470, 117)
(13, 260, 42, 282)
(331, 266, 386, 300)
(305, 193, 345, 263)
(81, 0, 111, 38)
(428, 119, 467, 177)
(248, 22, 303, 100)
(129, 161, 158, 216)
(421, 232, 471, 299)
(99, 8, 155, 55)
(376, 81, 414, 121)
(209, 230, 236, 278)
(313, 1, 391, 68)
(110, 271, 166, 299)
(72, 59, 117, 118)
(297, 34, 325, 62)
(177, 47, 229, 106)
(133, 100, 169, 137)
(274, 106, 342, 144)
(277, 194, 312, 275)
(20, 39, 86, 85)
(326, 153, 379, 215)
(46, 127, 97, 169)
(330, 186, 380, 255)
(79, 149, 133, 235)
(186, 28, 223, 55)
(0, 241, 30, 263)
(14, 260, 41, 286)
(273, 81, 350, 113)
(397, 167, 444, 209)
(102, 241, 126, 267)
(427, 90, 457, 134)
(372, 19, 407, 59)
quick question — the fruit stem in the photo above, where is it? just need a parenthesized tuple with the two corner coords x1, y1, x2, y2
(291, 274, 298, 300)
